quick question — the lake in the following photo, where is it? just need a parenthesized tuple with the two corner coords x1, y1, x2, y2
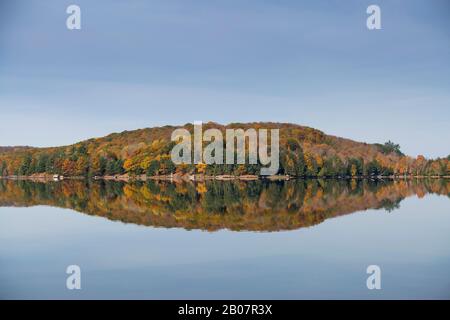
(0, 178, 449, 299)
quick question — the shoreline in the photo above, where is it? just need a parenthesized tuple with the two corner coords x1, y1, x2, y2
(1, 173, 449, 182)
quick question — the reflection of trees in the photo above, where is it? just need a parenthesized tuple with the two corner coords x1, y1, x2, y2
(0, 178, 448, 232)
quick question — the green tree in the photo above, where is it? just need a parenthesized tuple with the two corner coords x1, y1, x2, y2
(19, 154, 32, 175)
(0, 161, 6, 176)
(378, 140, 404, 156)
(146, 160, 160, 176)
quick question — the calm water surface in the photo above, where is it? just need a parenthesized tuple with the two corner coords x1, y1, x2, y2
(0, 179, 449, 299)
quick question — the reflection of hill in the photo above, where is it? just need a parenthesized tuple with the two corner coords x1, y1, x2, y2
(0, 179, 448, 232)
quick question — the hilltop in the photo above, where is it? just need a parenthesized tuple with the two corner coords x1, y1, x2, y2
(0, 122, 448, 178)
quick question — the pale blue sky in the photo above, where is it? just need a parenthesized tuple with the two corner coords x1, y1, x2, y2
(0, 0, 449, 158)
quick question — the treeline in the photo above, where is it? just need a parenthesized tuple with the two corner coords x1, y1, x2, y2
(0, 123, 448, 177)
(0, 145, 125, 177)
(277, 139, 448, 177)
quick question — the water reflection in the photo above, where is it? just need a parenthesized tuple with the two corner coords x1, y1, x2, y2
(0, 179, 448, 232)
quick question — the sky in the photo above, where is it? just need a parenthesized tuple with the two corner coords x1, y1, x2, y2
(0, 0, 449, 158)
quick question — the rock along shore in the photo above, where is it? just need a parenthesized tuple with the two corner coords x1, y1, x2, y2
(1, 173, 448, 182)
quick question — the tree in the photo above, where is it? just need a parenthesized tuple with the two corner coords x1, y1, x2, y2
(19, 154, 32, 176)
(77, 144, 88, 155)
(104, 161, 112, 175)
(378, 140, 403, 156)
(318, 159, 333, 177)
(304, 152, 318, 176)
(414, 155, 427, 175)
(45, 154, 56, 173)
(62, 159, 76, 176)
(367, 160, 381, 176)
(114, 159, 125, 175)
(196, 162, 207, 175)
(76, 157, 89, 176)
(147, 160, 160, 176)
(347, 158, 363, 176)
(36, 154, 49, 173)
(0, 161, 6, 176)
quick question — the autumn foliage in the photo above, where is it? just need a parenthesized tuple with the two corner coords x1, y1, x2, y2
(0, 122, 448, 177)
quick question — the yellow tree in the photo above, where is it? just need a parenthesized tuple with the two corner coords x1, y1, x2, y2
(196, 162, 207, 175)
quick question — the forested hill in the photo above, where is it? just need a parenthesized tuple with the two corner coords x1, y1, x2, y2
(0, 146, 32, 153)
(0, 122, 448, 177)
